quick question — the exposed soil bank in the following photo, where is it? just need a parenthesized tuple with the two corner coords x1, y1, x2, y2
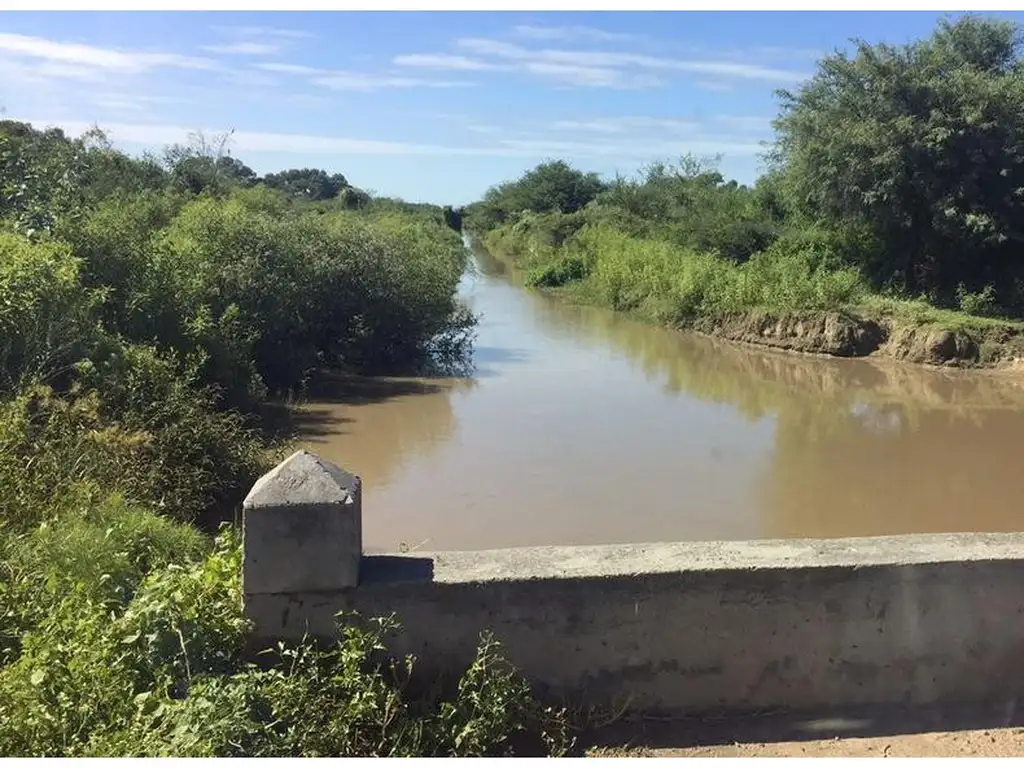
(693, 310, 1024, 369)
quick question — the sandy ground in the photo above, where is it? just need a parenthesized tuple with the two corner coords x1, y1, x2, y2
(582, 702, 1024, 758)
(589, 727, 1024, 757)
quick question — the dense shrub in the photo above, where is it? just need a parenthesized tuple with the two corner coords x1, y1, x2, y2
(0, 529, 569, 757)
(0, 232, 103, 395)
(0, 119, 562, 759)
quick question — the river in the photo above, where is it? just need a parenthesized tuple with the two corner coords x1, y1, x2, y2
(298, 244, 1024, 554)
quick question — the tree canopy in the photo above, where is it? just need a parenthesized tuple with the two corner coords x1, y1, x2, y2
(773, 15, 1024, 309)
(262, 167, 350, 201)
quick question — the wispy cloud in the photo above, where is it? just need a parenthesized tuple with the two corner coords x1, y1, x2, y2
(523, 62, 661, 90)
(549, 114, 771, 137)
(512, 24, 638, 43)
(26, 117, 768, 162)
(392, 53, 506, 71)
(394, 37, 663, 90)
(90, 93, 182, 112)
(211, 25, 315, 41)
(496, 136, 765, 158)
(454, 37, 810, 84)
(201, 41, 281, 56)
(551, 116, 701, 134)
(255, 61, 472, 91)
(0, 33, 216, 77)
(314, 73, 472, 91)
(256, 62, 320, 75)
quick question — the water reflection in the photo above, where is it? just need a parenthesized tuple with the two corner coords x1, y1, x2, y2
(297, 372, 475, 497)
(296, 243, 1024, 552)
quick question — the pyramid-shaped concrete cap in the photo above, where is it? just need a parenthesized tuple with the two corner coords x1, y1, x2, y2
(244, 450, 360, 509)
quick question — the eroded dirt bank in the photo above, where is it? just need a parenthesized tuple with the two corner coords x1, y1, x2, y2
(686, 310, 1024, 370)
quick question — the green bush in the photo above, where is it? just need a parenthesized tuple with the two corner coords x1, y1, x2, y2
(956, 283, 1000, 317)
(0, 348, 272, 533)
(525, 255, 589, 288)
(0, 119, 560, 758)
(0, 530, 569, 757)
(0, 232, 103, 395)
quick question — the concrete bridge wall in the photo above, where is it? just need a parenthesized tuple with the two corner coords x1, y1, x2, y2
(242, 451, 1024, 715)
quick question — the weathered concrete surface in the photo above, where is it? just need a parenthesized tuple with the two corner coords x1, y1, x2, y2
(242, 450, 362, 594)
(244, 532, 1024, 716)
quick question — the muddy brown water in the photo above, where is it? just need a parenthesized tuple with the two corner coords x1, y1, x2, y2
(297, 245, 1024, 554)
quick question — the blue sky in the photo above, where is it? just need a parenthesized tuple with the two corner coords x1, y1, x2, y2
(2, 10, 1023, 204)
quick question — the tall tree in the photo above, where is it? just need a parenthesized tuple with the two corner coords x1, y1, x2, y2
(773, 15, 1024, 309)
(262, 168, 349, 201)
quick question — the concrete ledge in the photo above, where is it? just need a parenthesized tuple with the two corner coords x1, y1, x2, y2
(244, 532, 1024, 716)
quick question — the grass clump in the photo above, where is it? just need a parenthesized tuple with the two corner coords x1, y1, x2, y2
(505, 223, 869, 328)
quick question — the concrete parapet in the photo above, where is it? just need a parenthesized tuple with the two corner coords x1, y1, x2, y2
(242, 450, 362, 595)
(242, 452, 1024, 715)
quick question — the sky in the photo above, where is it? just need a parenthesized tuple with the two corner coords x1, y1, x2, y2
(2, 10, 1024, 205)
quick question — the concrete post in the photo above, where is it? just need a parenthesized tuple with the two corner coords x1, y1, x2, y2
(242, 450, 362, 596)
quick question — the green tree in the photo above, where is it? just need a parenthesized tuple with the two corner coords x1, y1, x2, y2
(262, 168, 349, 201)
(164, 130, 256, 196)
(773, 15, 1024, 311)
(0, 121, 87, 236)
(467, 161, 605, 230)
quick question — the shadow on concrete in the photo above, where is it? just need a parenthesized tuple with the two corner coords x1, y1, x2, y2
(580, 700, 1024, 752)
(360, 555, 435, 585)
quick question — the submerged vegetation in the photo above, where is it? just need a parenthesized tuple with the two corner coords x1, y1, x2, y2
(465, 16, 1024, 366)
(0, 120, 576, 756)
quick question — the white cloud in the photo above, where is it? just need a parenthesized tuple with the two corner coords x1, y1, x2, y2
(452, 37, 810, 86)
(523, 61, 662, 90)
(24, 117, 768, 162)
(456, 38, 528, 59)
(256, 61, 472, 91)
(256, 62, 322, 75)
(211, 25, 315, 40)
(313, 73, 472, 91)
(551, 116, 701, 134)
(393, 53, 506, 71)
(512, 25, 637, 43)
(0, 33, 216, 75)
(497, 136, 765, 159)
(549, 114, 771, 142)
(90, 93, 181, 112)
(201, 42, 281, 56)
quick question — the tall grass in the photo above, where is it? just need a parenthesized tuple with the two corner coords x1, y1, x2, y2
(506, 223, 869, 326)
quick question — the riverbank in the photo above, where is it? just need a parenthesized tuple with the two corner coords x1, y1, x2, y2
(693, 305, 1024, 369)
(476, 232, 1024, 373)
